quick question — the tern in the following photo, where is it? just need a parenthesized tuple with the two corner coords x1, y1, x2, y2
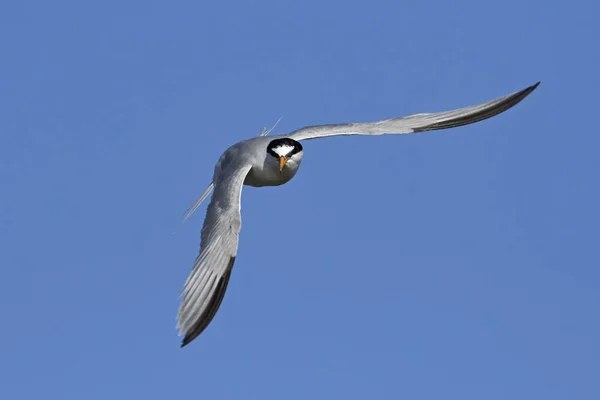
(177, 82, 540, 347)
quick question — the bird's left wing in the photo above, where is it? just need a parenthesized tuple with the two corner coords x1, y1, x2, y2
(287, 82, 539, 141)
(177, 163, 252, 347)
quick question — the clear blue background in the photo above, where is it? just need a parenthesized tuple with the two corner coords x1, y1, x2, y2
(1, 0, 598, 399)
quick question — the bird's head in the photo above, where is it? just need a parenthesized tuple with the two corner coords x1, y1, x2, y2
(267, 138, 304, 172)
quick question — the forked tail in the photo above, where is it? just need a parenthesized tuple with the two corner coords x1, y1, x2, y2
(182, 183, 214, 222)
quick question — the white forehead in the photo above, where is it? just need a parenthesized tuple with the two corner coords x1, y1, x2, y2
(272, 144, 295, 156)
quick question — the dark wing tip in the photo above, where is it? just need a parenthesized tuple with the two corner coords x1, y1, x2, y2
(502, 80, 540, 109)
(524, 81, 541, 95)
(180, 257, 236, 348)
(413, 81, 541, 133)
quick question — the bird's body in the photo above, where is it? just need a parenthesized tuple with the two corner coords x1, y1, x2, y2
(177, 82, 540, 347)
(242, 137, 303, 187)
(210, 137, 303, 188)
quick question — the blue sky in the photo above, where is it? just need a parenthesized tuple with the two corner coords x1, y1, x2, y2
(1, 0, 598, 399)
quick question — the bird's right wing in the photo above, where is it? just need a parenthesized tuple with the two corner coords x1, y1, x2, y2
(177, 163, 252, 347)
(286, 82, 539, 141)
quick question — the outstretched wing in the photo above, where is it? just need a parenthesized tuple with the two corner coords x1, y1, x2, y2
(287, 82, 539, 141)
(177, 163, 252, 347)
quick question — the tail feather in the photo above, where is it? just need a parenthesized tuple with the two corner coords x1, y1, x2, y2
(182, 183, 214, 222)
(259, 117, 282, 137)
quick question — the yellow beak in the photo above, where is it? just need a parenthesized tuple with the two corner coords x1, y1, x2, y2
(279, 156, 288, 171)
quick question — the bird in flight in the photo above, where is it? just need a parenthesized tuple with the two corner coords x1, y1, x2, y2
(177, 82, 540, 347)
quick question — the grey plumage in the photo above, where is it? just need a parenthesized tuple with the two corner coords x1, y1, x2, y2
(286, 82, 539, 141)
(177, 82, 540, 347)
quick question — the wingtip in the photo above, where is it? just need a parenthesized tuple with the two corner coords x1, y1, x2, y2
(180, 332, 194, 348)
(512, 81, 541, 103)
(521, 81, 541, 95)
(179, 330, 198, 348)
